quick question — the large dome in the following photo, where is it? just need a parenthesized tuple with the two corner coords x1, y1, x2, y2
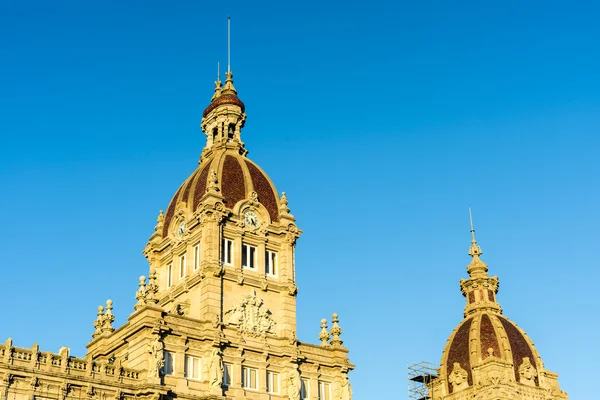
(440, 311, 543, 394)
(161, 150, 281, 237)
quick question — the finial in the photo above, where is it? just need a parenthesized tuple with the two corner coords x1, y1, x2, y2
(329, 313, 343, 346)
(280, 192, 290, 214)
(211, 62, 222, 101)
(227, 16, 231, 73)
(468, 207, 482, 257)
(134, 276, 147, 310)
(92, 306, 104, 338)
(319, 318, 331, 346)
(146, 270, 159, 304)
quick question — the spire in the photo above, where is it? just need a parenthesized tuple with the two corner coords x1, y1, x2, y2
(460, 209, 502, 316)
(200, 17, 246, 158)
(466, 208, 487, 278)
(468, 207, 482, 258)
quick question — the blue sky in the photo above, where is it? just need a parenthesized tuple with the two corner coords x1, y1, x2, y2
(1, 1, 598, 398)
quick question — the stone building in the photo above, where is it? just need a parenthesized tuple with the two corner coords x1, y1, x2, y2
(426, 222, 569, 399)
(0, 71, 353, 400)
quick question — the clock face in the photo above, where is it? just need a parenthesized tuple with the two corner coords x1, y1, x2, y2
(244, 210, 260, 228)
(177, 221, 186, 237)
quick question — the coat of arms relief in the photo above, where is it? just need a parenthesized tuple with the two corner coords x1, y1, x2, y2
(225, 292, 276, 335)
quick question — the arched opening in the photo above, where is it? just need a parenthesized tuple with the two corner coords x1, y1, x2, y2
(227, 124, 235, 142)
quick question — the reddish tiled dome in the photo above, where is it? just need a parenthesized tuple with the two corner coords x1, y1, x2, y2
(441, 312, 542, 393)
(162, 151, 280, 237)
(202, 94, 245, 118)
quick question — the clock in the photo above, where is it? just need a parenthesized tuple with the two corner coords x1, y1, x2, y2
(177, 221, 186, 238)
(243, 210, 260, 229)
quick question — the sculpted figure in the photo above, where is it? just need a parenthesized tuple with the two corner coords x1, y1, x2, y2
(448, 362, 469, 392)
(286, 368, 301, 400)
(340, 374, 352, 400)
(518, 357, 538, 386)
(225, 304, 244, 325)
(208, 349, 223, 389)
(147, 337, 164, 378)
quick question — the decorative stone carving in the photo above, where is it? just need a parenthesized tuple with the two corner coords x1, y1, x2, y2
(92, 300, 115, 338)
(330, 313, 343, 346)
(224, 292, 276, 335)
(319, 319, 330, 346)
(154, 210, 164, 232)
(147, 337, 164, 379)
(285, 367, 301, 400)
(448, 362, 469, 392)
(519, 357, 538, 386)
(207, 349, 223, 392)
(207, 170, 220, 193)
(340, 373, 352, 400)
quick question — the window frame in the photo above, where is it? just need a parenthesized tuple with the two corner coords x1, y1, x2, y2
(162, 351, 175, 376)
(318, 381, 331, 400)
(193, 243, 200, 271)
(241, 366, 258, 390)
(300, 378, 309, 400)
(265, 250, 278, 277)
(223, 362, 232, 387)
(179, 252, 187, 279)
(222, 238, 234, 266)
(167, 264, 173, 288)
(241, 243, 257, 270)
(185, 355, 201, 380)
(266, 371, 280, 394)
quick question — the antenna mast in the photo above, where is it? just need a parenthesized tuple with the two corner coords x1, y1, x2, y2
(227, 16, 231, 73)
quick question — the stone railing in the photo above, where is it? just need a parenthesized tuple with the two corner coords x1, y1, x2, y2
(0, 342, 141, 383)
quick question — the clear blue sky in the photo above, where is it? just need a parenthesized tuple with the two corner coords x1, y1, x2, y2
(1, 1, 598, 398)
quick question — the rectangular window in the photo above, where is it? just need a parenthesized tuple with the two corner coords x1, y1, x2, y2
(301, 379, 309, 400)
(193, 244, 200, 271)
(167, 264, 173, 288)
(185, 355, 201, 380)
(242, 244, 257, 270)
(179, 252, 187, 279)
(318, 381, 331, 400)
(266, 371, 279, 394)
(162, 351, 174, 376)
(265, 250, 278, 276)
(242, 366, 258, 390)
(223, 363, 232, 387)
(222, 238, 233, 266)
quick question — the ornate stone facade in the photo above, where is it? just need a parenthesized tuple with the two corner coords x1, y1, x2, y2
(0, 70, 353, 400)
(427, 219, 569, 400)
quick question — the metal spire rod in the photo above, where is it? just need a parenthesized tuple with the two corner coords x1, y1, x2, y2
(469, 207, 476, 244)
(227, 16, 231, 73)
(217, 61, 220, 82)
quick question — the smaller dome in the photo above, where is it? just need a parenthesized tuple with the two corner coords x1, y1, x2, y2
(441, 312, 542, 394)
(203, 93, 245, 118)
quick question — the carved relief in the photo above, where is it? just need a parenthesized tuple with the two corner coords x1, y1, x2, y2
(285, 367, 301, 400)
(518, 357, 538, 386)
(448, 362, 469, 392)
(207, 349, 223, 391)
(340, 373, 353, 400)
(224, 292, 276, 335)
(147, 337, 164, 379)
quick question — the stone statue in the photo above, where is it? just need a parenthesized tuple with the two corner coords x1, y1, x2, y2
(286, 368, 301, 400)
(518, 357, 538, 386)
(448, 362, 469, 392)
(208, 349, 223, 390)
(340, 374, 352, 400)
(147, 337, 164, 379)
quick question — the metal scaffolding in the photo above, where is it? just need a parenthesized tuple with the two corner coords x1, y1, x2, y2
(407, 361, 438, 400)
